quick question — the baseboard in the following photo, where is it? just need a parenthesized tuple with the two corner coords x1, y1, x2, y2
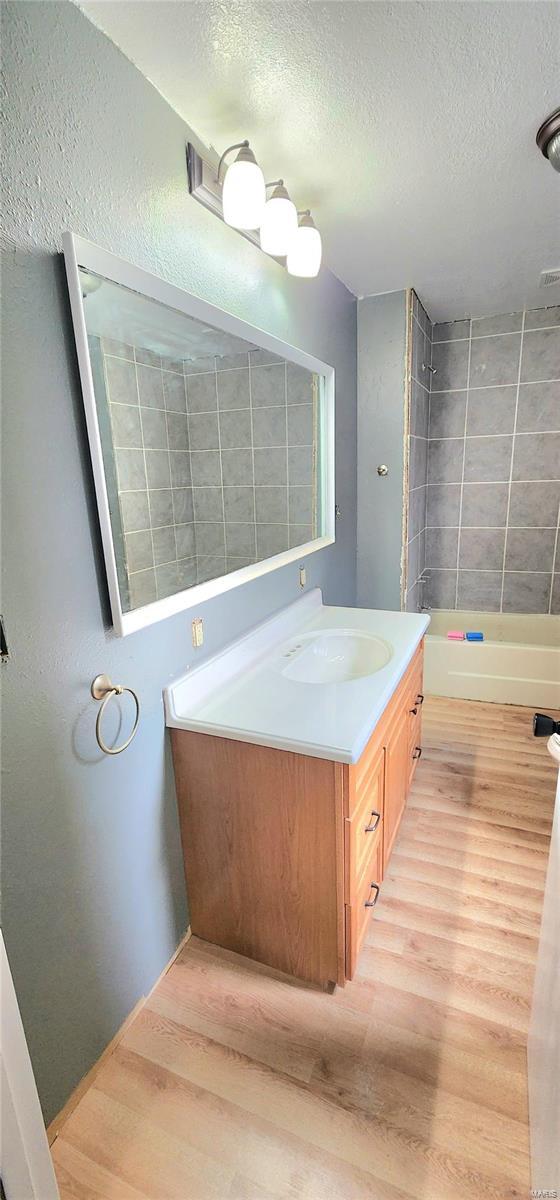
(47, 926, 192, 1145)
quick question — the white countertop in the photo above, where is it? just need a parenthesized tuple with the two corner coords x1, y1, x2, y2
(164, 590, 430, 764)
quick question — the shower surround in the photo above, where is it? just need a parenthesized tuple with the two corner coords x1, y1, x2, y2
(424, 305, 560, 614)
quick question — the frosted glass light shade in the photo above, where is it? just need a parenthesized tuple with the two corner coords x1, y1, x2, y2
(222, 156, 266, 230)
(260, 186, 298, 256)
(287, 217, 322, 278)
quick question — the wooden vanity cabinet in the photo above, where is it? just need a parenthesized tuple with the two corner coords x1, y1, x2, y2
(171, 640, 424, 989)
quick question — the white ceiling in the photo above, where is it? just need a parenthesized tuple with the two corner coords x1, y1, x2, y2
(79, 0, 560, 320)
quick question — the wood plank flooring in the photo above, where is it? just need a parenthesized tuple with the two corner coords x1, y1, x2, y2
(51, 696, 558, 1200)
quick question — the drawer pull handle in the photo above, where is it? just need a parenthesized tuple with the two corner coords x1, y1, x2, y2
(365, 883, 380, 908)
(409, 706, 418, 715)
(416, 693, 424, 706)
(412, 746, 422, 760)
(364, 810, 381, 833)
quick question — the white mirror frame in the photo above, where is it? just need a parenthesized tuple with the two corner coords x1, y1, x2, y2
(63, 232, 335, 637)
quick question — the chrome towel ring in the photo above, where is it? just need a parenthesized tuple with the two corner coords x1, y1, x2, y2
(91, 674, 140, 755)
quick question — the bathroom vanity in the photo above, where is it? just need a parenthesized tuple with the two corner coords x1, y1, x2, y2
(165, 591, 429, 988)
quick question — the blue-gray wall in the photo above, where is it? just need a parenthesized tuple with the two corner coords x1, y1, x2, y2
(357, 292, 407, 610)
(1, 0, 357, 1123)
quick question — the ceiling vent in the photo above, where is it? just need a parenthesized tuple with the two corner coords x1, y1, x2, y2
(539, 268, 560, 288)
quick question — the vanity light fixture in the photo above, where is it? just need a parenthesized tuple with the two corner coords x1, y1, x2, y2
(287, 211, 322, 278)
(260, 181, 298, 256)
(219, 140, 266, 230)
(536, 108, 560, 173)
(186, 140, 322, 278)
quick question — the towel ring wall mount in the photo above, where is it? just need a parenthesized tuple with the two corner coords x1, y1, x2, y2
(91, 674, 140, 755)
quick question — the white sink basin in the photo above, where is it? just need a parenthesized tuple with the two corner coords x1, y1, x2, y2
(278, 629, 393, 684)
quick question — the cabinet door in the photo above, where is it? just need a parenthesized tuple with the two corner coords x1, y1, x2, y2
(345, 834, 383, 979)
(383, 704, 410, 869)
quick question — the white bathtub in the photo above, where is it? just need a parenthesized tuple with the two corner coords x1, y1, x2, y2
(424, 609, 560, 707)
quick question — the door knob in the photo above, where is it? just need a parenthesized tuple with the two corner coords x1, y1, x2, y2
(377, 464, 388, 477)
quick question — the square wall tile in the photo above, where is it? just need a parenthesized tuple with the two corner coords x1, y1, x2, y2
(219, 409, 252, 450)
(521, 327, 560, 382)
(426, 483, 461, 526)
(256, 524, 290, 557)
(166, 412, 189, 451)
(156, 562, 181, 598)
(432, 321, 470, 342)
(408, 485, 427, 540)
(149, 490, 174, 528)
(551, 574, 560, 614)
(135, 348, 161, 368)
(188, 412, 220, 451)
(217, 368, 250, 410)
(172, 488, 194, 524)
(222, 448, 254, 486)
(152, 526, 176, 566)
(116, 448, 147, 492)
(120, 491, 150, 533)
(429, 392, 466, 439)
(225, 524, 256, 557)
(463, 436, 512, 482)
(460, 482, 509, 527)
(125, 529, 154, 573)
(410, 380, 429, 438)
(253, 406, 287, 448)
(184, 356, 216, 375)
(459, 528, 505, 571)
(457, 570, 502, 612)
(255, 486, 288, 523)
(289, 525, 313, 549)
(101, 338, 134, 361)
(431, 340, 469, 391)
(425, 527, 458, 569)
(187, 373, 217, 413)
(516, 382, 560, 433)
(512, 432, 560, 481)
(193, 487, 224, 523)
(254, 447, 286, 485)
(288, 445, 314, 485)
(471, 313, 523, 337)
(105, 357, 138, 405)
(197, 557, 225, 584)
(169, 451, 191, 488)
(177, 558, 197, 589)
(129, 568, 156, 608)
(466, 386, 516, 436)
(287, 363, 313, 405)
(110, 403, 142, 448)
(410, 436, 428, 490)
(137, 364, 164, 409)
(216, 352, 249, 371)
(289, 486, 313, 524)
(502, 572, 551, 614)
(469, 333, 521, 388)
(196, 523, 226, 556)
(163, 372, 187, 413)
(287, 405, 313, 446)
(223, 486, 255, 522)
(425, 569, 457, 609)
(145, 449, 171, 491)
(524, 306, 560, 330)
(251, 363, 286, 407)
(428, 439, 463, 484)
(508, 481, 560, 528)
(505, 528, 556, 573)
(190, 451, 221, 486)
(140, 407, 167, 450)
(175, 523, 196, 558)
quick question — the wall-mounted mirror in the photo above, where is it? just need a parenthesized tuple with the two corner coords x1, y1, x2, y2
(63, 234, 335, 635)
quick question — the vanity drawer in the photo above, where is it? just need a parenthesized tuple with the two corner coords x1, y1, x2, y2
(345, 745, 385, 900)
(345, 836, 383, 979)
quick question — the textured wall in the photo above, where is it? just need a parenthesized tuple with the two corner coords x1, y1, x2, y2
(405, 293, 432, 612)
(1, 0, 357, 1123)
(425, 307, 560, 613)
(357, 291, 407, 610)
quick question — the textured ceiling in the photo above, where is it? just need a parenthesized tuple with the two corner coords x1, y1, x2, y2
(78, 0, 560, 320)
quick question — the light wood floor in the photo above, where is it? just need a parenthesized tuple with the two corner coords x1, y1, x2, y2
(52, 697, 558, 1200)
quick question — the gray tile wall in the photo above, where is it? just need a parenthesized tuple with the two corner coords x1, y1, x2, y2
(405, 292, 432, 611)
(424, 305, 560, 613)
(101, 339, 317, 607)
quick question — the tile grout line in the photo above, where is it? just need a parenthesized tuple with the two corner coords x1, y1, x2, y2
(499, 311, 526, 613)
(454, 318, 472, 609)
